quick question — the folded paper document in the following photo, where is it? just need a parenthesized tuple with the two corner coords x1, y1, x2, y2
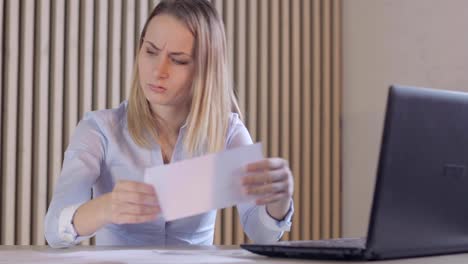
(144, 143, 264, 221)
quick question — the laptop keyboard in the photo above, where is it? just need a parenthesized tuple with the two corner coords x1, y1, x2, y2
(274, 237, 366, 249)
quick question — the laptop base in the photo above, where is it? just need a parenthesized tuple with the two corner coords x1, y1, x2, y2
(241, 237, 368, 260)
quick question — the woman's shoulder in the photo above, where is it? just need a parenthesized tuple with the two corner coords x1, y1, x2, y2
(226, 112, 251, 147)
(81, 101, 128, 131)
(66, 101, 128, 152)
(227, 112, 243, 127)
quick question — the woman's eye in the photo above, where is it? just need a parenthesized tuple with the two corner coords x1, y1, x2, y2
(172, 59, 188, 65)
(146, 48, 157, 55)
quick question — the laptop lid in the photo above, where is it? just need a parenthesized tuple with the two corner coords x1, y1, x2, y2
(241, 85, 468, 260)
(365, 85, 468, 259)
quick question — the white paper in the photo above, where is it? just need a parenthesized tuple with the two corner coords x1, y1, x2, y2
(0, 249, 259, 264)
(50, 249, 256, 263)
(144, 143, 264, 221)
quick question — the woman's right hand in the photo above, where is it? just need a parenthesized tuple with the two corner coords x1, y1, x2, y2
(107, 180, 161, 224)
(73, 180, 161, 236)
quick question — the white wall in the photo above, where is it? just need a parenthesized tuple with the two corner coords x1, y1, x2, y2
(342, 0, 468, 237)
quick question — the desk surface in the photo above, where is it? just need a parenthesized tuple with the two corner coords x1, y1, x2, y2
(2, 245, 468, 263)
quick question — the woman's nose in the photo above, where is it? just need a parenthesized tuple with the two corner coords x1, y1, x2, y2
(154, 57, 169, 79)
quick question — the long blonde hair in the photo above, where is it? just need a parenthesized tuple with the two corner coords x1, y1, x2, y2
(127, 0, 241, 157)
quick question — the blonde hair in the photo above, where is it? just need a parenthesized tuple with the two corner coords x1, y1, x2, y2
(127, 0, 241, 157)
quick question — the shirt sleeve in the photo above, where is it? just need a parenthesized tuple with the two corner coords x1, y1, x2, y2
(226, 114, 294, 243)
(58, 203, 95, 244)
(44, 113, 106, 248)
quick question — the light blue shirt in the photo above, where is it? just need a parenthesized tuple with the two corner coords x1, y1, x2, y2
(45, 101, 293, 248)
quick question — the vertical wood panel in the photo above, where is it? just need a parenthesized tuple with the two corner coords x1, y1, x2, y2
(0, 0, 3, 239)
(109, 0, 122, 108)
(123, 0, 135, 100)
(312, 0, 322, 240)
(213, 0, 223, 246)
(269, 0, 280, 159)
(137, 0, 149, 49)
(94, 0, 109, 110)
(0, 0, 4, 164)
(300, 0, 312, 241)
(225, 0, 234, 89)
(17, 0, 35, 245)
(290, 0, 301, 241)
(64, 0, 79, 150)
(332, 0, 342, 238)
(80, 0, 94, 245)
(80, 0, 94, 119)
(32, 0, 50, 245)
(234, 0, 246, 116)
(259, 0, 269, 155)
(2, 0, 20, 245)
(321, 0, 332, 239)
(233, 0, 247, 245)
(48, 0, 65, 203)
(1, 0, 342, 246)
(247, 0, 257, 142)
(222, 0, 235, 246)
(151, 0, 159, 10)
(214, 210, 221, 244)
(279, 0, 291, 241)
(213, 0, 223, 20)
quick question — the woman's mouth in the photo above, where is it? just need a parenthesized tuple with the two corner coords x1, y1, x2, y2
(148, 84, 167, 93)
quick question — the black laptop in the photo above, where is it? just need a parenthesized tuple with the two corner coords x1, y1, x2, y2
(241, 85, 468, 260)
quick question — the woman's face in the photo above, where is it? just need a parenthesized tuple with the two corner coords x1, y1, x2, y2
(138, 14, 195, 109)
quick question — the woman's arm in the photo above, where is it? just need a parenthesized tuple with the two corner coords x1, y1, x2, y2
(227, 114, 294, 243)
(44, 116, 107, 248)
(45, 114, 161, 247)
(72, 193, 111, 236)
(243, 158, 294, 220)
(73, 181, 160, 237)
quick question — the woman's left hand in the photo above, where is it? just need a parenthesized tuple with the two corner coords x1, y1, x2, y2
(242, 158, 294, 220)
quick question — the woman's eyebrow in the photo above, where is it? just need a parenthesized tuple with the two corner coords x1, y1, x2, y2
(145, 40, 161, 50)
(144, 40, 191, 57)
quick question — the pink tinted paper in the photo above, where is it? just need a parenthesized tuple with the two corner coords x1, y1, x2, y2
(144, 143, 264, 221)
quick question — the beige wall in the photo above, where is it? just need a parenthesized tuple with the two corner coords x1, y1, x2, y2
(342, 0, 468, 237)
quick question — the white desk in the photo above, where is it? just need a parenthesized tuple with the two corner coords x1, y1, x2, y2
(1, 245, 468, 263)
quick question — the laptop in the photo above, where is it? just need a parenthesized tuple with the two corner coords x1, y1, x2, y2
(241, 85, 468, 260)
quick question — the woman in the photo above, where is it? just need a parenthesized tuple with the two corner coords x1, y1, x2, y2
(45, 0, 294, 248)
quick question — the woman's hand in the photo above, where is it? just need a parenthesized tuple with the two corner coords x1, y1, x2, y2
(242, 158, 294, 220)
(73, 180, 161, 236)
(107, 180, 161, 224)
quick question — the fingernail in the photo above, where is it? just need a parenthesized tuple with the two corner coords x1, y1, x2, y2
(242, 178, 250, 186)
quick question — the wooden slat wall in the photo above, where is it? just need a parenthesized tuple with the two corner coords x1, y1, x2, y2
(0, 0, 342, 245)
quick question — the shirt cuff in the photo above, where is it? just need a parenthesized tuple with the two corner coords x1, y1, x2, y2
(58, 203, 95, 244)
(258, 199, 294, 232)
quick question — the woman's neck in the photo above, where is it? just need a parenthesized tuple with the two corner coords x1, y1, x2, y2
(151, 103, 190, 137)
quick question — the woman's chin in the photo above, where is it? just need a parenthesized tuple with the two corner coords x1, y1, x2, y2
(146, 97, 179, 108)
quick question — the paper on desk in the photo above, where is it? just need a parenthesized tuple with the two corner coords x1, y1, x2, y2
(33, 249, 257, 263)
(144, 143, 264, 221)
